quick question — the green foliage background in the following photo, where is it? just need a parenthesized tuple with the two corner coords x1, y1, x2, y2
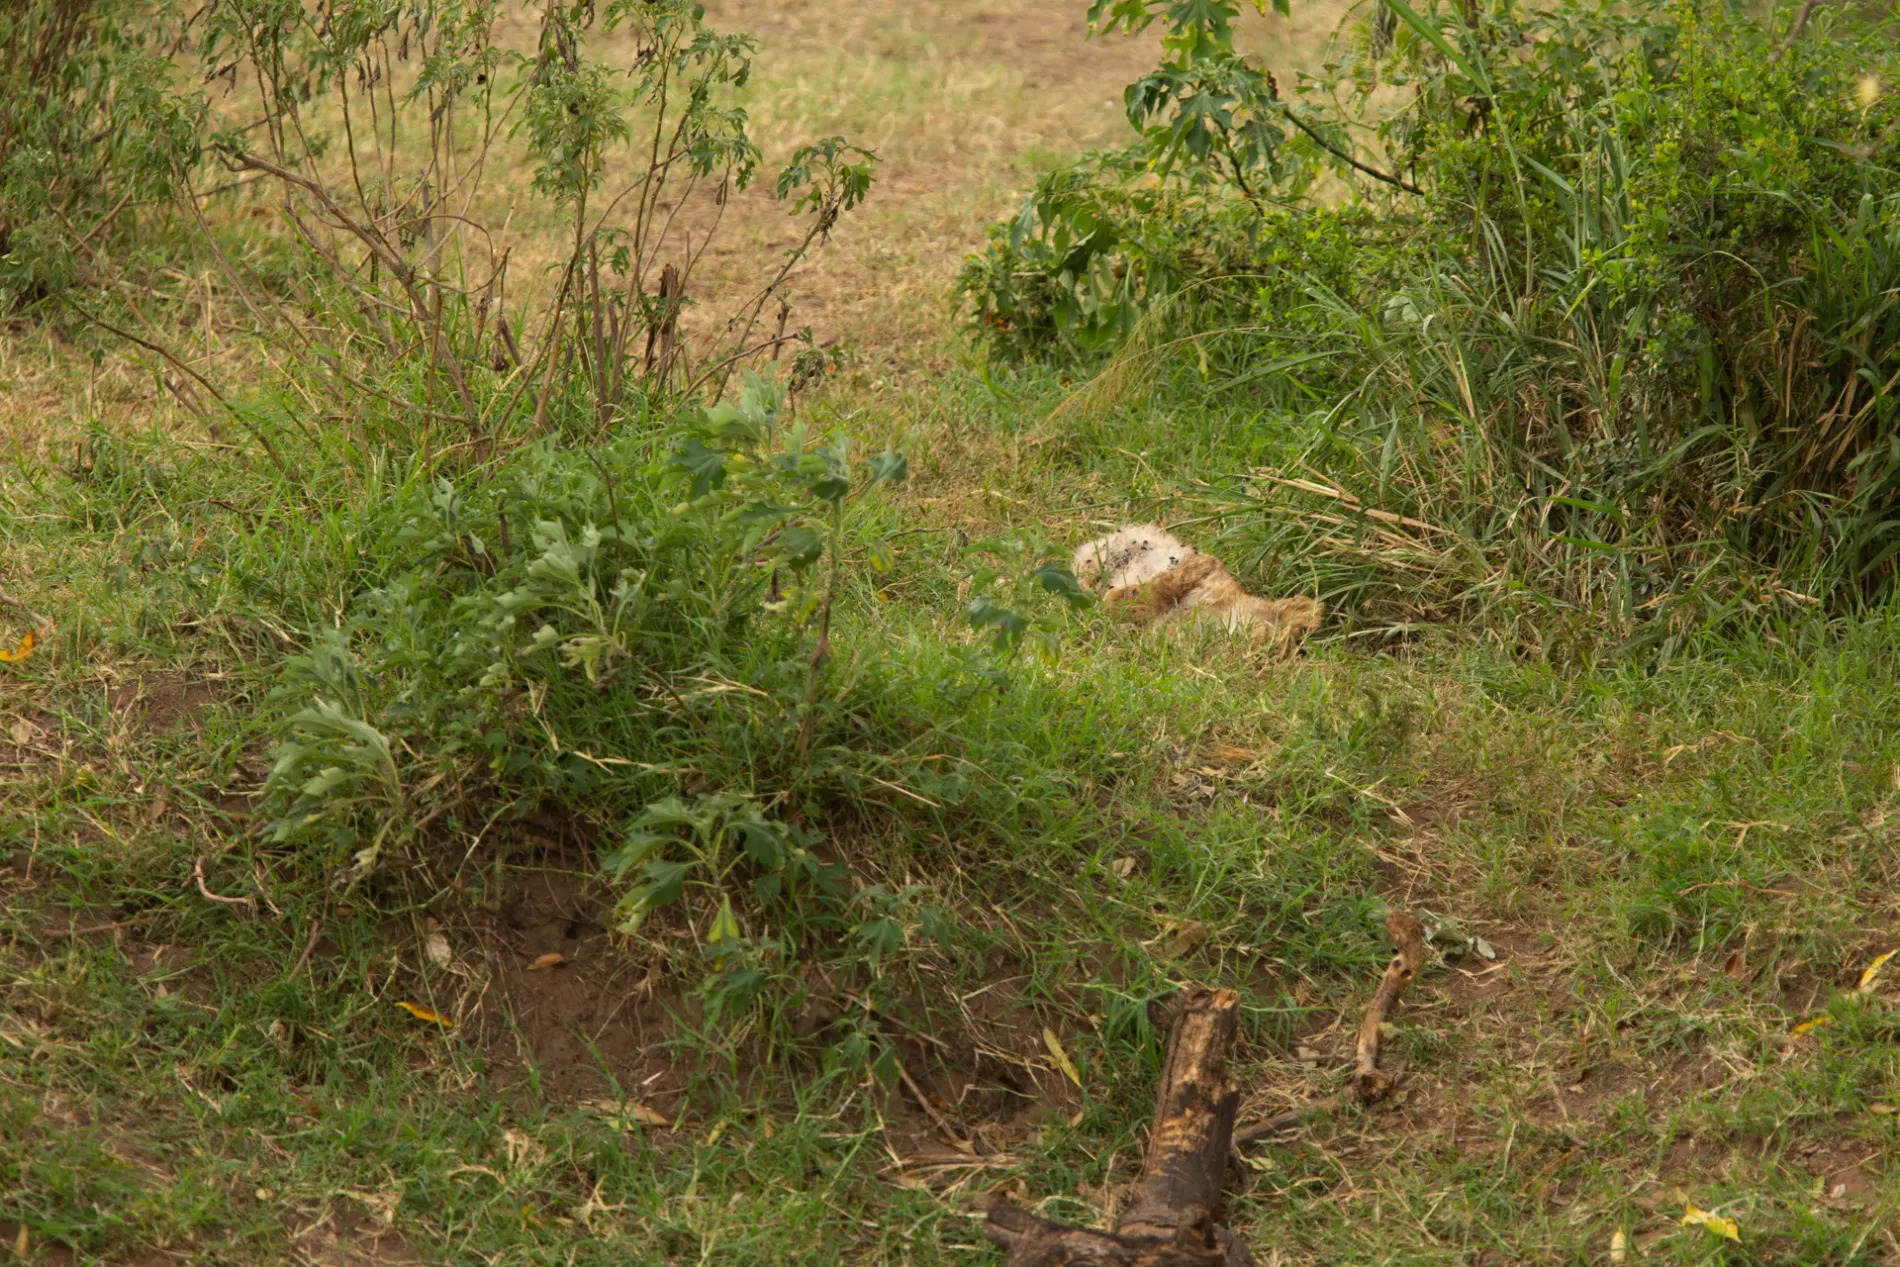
(962, 0, 1900, 641)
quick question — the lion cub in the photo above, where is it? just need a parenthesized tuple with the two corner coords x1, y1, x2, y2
(1071, 524, 1321, 648)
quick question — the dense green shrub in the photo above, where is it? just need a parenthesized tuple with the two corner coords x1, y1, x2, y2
(249, 370, 1091, 1016)
(0, 0, 201, 306)
(262, 374, 904, 876)
(967, 0, 1900, 632)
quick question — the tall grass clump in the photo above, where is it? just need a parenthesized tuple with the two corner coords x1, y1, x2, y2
(966, 0, 1900, 649)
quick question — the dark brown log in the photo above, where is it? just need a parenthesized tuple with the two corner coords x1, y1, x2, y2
(984, 987, 1254, 1267)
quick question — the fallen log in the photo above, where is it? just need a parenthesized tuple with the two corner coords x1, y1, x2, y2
(984, 986, 1254, 1267)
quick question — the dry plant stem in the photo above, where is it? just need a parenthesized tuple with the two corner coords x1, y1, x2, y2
(1280, 108, 1423, 195)
(984, 987, 1254, 1267)
(41, 913, 158, 941)
(1234, 910, 1425, 1148)
(1231, 1095, 1340, 1146)
(291, 917, 324, 978)
(1351, 910, 1424, 1101)
(73, 190, 135, 251)
(791, 501, 844, 764)
(1766, 0, 1834, 66)
(194, 855, 258, 915)
(533, 188, 591, 433)
(892, 1052, 972, 1152)
(0, 585, 53, 634)
(711, 209, 837, 400)
(60, 301, 266, 465)
(222, 150, 480, 424)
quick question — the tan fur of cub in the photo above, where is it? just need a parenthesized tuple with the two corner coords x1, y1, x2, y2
(1071, 523, 1321, 649)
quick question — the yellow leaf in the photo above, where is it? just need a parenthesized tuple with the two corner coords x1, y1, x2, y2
(0, 629, 34, 664)
(1043, 1027, 1083, 1089)
(394, 1000, 453, 1027)
(706, 899, 742, 947)
(1792, 1015, 1834, 1036)
(1857, 948, 1897, 994)
(586, 1099, 670, 1129)
(526, 952, 565, 971)
(1608, 1229, 1628, 1265)
(1681, 1206, 1740, 1241)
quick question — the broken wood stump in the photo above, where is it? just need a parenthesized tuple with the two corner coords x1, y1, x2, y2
(984, 986, 1254, 1267)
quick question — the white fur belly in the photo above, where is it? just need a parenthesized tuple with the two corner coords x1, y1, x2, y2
(1072, 524, 1196, 591)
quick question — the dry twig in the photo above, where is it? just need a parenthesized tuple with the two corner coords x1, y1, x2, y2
(892, 1052, 975, 1154)
(40, 912, 158, 941)
(194, 854, 258, 914)
(1235, 910, 1425, 1147)
(1766, 0, 1833, 66)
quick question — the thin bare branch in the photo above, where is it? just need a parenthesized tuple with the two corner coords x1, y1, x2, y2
(1766, 0, 1834, 67)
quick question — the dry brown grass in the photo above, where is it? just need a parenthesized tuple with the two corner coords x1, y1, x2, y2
(0, 0, 1367, 452)
(681, 0, 1362, 361)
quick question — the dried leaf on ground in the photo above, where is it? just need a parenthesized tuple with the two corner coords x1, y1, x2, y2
(1681, 1207, 1740, 1241)
(394, 1001, 453, 1027)
(0, 630, 34, 664)
(1150, 917, 1210, 957)
(1856, 948, 1896, 993)
(586, 1099, 670, 1129)
(1043, 1027, 1083, 1088)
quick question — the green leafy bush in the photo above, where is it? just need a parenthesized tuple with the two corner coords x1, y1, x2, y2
(260, 372, 905, 875)
(968, 0, 1900, 634)
(0, 0, 201, 307)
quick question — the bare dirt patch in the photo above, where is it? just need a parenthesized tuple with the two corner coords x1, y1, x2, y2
(108, 673, 223, 736)
(467, 863, 687, 1107)
(294, 1211, 423, 1267)
(1, 705, 64, 772)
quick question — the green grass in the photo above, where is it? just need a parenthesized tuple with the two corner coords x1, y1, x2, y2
(5, 363, 1900, 1265)
(4, 1, 1900, 1260)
